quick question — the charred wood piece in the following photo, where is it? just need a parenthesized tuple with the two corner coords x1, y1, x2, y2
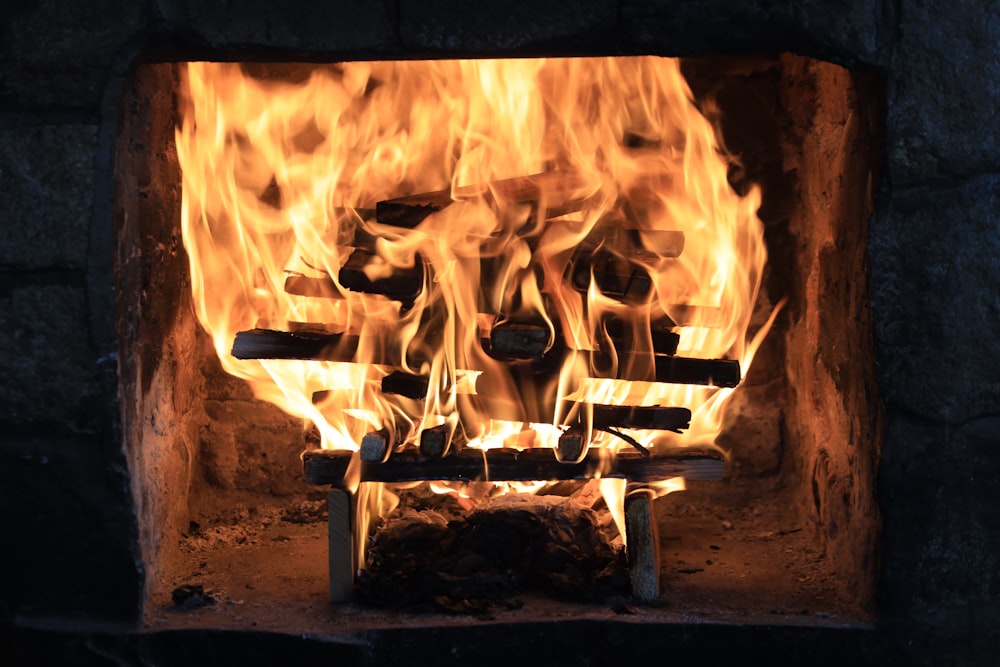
(232, 328, 359, 361)
(303, 447, 723, 487)
(328, 489, 355, 602)
(381, 371, 428, 400)
(487, 321, 551, 361)
(653, 356, 740, 387)
(419, 424, 454, 459)
(338, 250, 423, 307)
(360, 428, 392, 462)
(556, 430, 586, 463)
(375, 171, 588, 228)
(570, 250, 652, 303)
(580, 404, 692, 432)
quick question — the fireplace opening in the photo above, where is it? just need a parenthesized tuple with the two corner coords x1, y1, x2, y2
(115, 53, 881, 631)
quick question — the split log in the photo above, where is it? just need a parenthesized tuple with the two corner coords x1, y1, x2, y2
(625, 492, 661, 601)
(303, 447, 724, 487)
(375, 171, 588, 228)
(338, 250, 423, 307)
(328, 489, 355, 602)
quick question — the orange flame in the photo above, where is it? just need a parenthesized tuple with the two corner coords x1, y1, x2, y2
(176, 58, 771, 538)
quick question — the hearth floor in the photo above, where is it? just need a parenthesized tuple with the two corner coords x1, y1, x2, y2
(146, 480, 867, 634)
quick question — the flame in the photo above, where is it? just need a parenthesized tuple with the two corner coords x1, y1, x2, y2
(176, 57, 771, 540)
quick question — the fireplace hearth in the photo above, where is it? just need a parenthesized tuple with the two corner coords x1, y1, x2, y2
(4, 1, 1000, 665)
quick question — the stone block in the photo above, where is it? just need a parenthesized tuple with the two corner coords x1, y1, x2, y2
(183, 0, 397, 54)
(0, 124, 97, 271)
(0, 284, 99, 427)
(0, 1, 146, 108)
(887, 0, 1000, 184)
(869, 175, 1000, 424)
(0, 431, 141, 626)
(621, 0, 888, 66)
(879, 409, 1000, 638)
(400, 0, 618, 53)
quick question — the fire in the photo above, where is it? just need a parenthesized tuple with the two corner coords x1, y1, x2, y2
(176, 57, 771, 543)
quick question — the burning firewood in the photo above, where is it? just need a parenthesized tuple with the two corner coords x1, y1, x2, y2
(624, 492, 661, 601)
(602, 315, 680, 356)
(419, 423, 458, 459)
(381, 370, 428, 400)
(556, 429, 586, 463)
(375, 171, 590, 228)
(565, 404, 692, 432)
(487, 321, 552, 361)
(338, 249, 423, 307)
(231, 328, 359, 361)
(303, 447, 723, 487)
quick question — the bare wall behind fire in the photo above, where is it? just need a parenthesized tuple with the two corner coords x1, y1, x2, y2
(1, 0, 999, 662)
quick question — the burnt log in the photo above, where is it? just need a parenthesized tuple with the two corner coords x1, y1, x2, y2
(328, 489, 355, 602)
(360, 429, 391, 462)
(570, 250, 652, 303)
(556, 430, 586, 463)
(653, 355, 740, 387)
(338, 250, 423, 307)
(232, 328, 359, 361)
(602, 316, 680, 356)
(381, 371, 429, 400)
(487, 321, 551, 361)
(419, 423, 455, 459)
(303, 447, 723, 487)
(624, 492, 661, 601)
(565, 404, 692, 432)
(375, 171, 588, 228)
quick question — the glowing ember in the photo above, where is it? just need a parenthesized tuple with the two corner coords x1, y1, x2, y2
(176, 57, 774, 548)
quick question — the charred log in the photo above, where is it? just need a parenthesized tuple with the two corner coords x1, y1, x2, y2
(419, 423, 455, 459)
(338, 250, 423, 307)
(564, 404, 692, 432)
(381, 371, 428, 400)
(303, 447, 723, 486)
(231, 328, 359, 361)
(487, 321, 551, 361)
(556, 430, 586, 463)
(375, 171, 588, 228)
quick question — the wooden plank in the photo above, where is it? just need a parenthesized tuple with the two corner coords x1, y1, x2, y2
(303, 448, 723, 487)
(625, 492, 661, 601)
(328, 489, 355, 602)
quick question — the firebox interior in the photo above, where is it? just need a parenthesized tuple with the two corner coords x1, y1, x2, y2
(115, 53, 881, 631)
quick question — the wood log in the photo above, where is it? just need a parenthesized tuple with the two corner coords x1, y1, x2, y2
(419, 423, 453, 459)
(574, 404, 692, 431)
(602, 316, 679, 356)
(652, 355, 740, 387)
(569, 250, 652, 303)
(625, 492, 661, 601)
(381, 370, 428, 400)
(284, 274, 342, 299)
(360, 428, 391, 462)
(232, 328, 359, 361)
(556, 430, 586, 463)
(375, 171, 588, 228)
(328, 489, 355, 602)
(338, 250, 423, 307)
(303, 447, 723, 487)
(487, 321, 551, 361)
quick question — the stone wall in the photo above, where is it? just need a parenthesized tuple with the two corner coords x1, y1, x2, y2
(2, 0, 999, 661)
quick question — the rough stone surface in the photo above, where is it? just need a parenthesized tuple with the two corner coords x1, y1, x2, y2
(870, 174, 1000, 424)
(0, 124, 97, 270)
(887, 0, 1000, 185)
(400, 0, 618, 53)
(0, 431, 141, 626)
(0, 284, 100, 427)
(621, 0, 889, 66)
(0, 1, 146, 109)
(879, 409, 1000, 644)
(183, 0, 397, 54)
